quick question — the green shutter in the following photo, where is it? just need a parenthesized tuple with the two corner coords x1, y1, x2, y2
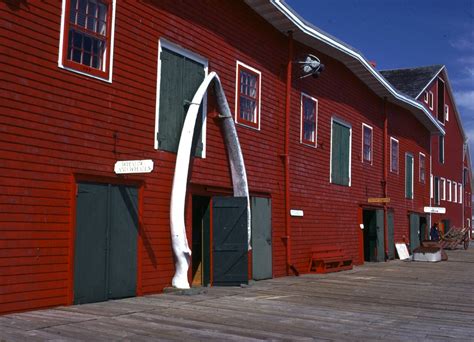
(406, 154, 413, 199)
(331, 121, 350, 186)
(157, 48, 205, 156)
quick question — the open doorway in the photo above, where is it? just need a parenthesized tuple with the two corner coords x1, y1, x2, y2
(363, 209, 384, 262)
(192, 196, 211, 287)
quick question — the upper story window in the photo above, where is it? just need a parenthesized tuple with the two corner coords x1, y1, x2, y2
(300, 93, 318, 147)
(390, 137, 399, 173)
(445, 104, 449, 122)
(405, 153, 414, 199)
(453, 181, 458, 203)
(423, 91, 429, 104)
(428, 91, 434, 110)
(434, 176, 440, 205)
(437, 78, 445, 123)
(362, 124, 373, 164)
(440, 178, 446, 201)
(330, 118, 352, 186)
(447, 179, 452, 201)
(59, 0, 116, 82)
(459, 184, 463, 204)
(419, 153, 426, 183)
(235, 62, 261, 129)
(439, 135, 445, 164)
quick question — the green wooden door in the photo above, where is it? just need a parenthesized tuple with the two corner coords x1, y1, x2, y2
(251, 197, 272, 280)
(409, 213, 420, 253)
(331, 120, 350, 186)
(406, 154, 414, 199)
(157, 47, 205, 156)
(375, 209, 385, 262)
(74, 183, 138, 304)
(387, 211, 395, 259)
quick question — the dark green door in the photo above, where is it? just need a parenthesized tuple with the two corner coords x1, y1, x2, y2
(157, 47, 204, 156)
(212, 197, 248, 286)
(387, 211, 395, 259)
(251, 197, 272, 280)
(74, 183, 138, 304)
(409, 213, 420, 253)
(331, 120, 351, 186)
(375, 209, 385, 262)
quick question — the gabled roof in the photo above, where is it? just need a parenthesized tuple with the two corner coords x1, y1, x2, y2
(244, 0, 445, 135)
(380, 65, 444, 98)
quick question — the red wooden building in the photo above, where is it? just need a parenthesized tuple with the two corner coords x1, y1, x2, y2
(381, 65, 473, 235)
(0, 0, 448, 314)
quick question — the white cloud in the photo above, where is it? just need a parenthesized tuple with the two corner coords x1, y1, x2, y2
(450, 31, 474, 51)
(454, 90, 474, 108)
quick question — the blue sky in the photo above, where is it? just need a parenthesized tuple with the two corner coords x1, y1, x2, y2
(286, 0, 474, 162)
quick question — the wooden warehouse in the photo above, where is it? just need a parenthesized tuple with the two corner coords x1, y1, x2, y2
(0, 0, 461, 315)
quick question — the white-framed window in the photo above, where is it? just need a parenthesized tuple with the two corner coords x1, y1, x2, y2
(235, 61, 261, 130)
(447, 179, 452, 201)
(154, 39, 208, 157)
(428, 91, 434, 110)
(453, 181, 457, 203)
(434, 176, 440, 205)
(419, 153, 426, 183)
(423, 91, 429, 104)
(390, 137, 399, 173)
(58, 0, 117, 82)
(439, 135, 445, 164)
(440, 178, 446, 201)
(430, 174, 433, 199)
(445, 104, 449, 122)
(330, 117, 352, 186)
(362, 123, 373, 164)
(300, 93, 318, 147)
(459, 184, 463, 204)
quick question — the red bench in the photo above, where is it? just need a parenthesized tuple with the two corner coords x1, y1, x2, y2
(307, 246, 353, 274)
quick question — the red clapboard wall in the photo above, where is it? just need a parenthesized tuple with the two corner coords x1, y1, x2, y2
(0, 0, 435, 315)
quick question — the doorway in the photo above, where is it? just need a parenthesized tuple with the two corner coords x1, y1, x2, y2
(191, 196, 211, 287)
(363, 209, 384, 262)
(251, 197, 272, 280)
(409, 213, 426, 253)
(74, 182, 138, 305)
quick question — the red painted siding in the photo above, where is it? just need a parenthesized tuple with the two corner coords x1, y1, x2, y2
(0, 0, 434, 315)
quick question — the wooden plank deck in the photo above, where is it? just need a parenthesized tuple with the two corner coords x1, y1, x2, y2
(1, 248, 473, 341)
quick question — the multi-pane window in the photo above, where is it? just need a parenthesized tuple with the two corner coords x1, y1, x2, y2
(61, 0, 113, 79)
(236, 62, 261, 129)
(390, 137, 399, 173)
(362, 124, 373, 163)
(300, 94, 318, 146)
(419, 153, 425, 183)
(405, 153, 414, 199)
(440, 178, 446, 201)
(331, 119, 351, 186)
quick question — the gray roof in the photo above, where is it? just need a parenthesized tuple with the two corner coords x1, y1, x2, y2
(380, 65, 444, 98)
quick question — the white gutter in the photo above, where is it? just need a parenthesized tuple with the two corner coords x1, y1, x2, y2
(270, 0, 445, 136)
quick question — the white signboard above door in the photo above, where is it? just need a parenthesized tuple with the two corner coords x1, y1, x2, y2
(114, 160, 154, 174)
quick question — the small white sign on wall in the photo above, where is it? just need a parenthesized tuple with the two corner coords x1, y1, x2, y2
(395, 243, 410, 261)
(290, 209, 304, 217)
(114, 160, 154, 174)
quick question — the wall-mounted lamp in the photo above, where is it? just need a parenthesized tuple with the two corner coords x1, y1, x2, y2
(295, 54, 325, 79)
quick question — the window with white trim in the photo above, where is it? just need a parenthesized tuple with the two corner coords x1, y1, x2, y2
(362, 123, 373, 164)
(423, 91, 429, 104)
(434, 176, 440, 205)
(428, 91, 434, 110)
(419, 153, 426, 183)
(235, 61, 261, 129)
(440, 178, 446, 201)
(445, 104, 449, 122)
(453, 181, 457, 203)
(447, 179, 452, 201)
(59, 0, 115, 81)
(405, 153, 414, 199)
(390, 137, 399, 173)
(459, 184, 463, 204)
(439, 135, 445, 164)
(300, 93, 318, 147)
(437, 78, 445, 123)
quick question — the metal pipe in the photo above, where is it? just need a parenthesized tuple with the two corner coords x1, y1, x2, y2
(383, 97, 389, 259)
(284, 31, 293, 275)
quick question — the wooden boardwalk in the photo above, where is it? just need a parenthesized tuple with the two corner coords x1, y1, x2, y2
(1, 248, 473, 341)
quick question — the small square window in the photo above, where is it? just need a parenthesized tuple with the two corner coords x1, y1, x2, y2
(235, 62, 261, 129)
(59, 0, 115, 81)
(362, 124, 373, 163)
(300, 93, 318, 147)
(390, 137, 399, 173)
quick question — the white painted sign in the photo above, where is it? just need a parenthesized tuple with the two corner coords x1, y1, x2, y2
(290, 209, 304, 217)
(114, 160, 154, 174)
(423, 206, 446, 214)
(395, 243, 410, 261)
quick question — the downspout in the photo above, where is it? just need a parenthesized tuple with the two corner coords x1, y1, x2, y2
(284, 31, 293, 275)
(383, 97, 388, 259)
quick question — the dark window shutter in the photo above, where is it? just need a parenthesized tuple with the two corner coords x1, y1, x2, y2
(331, 121, 350, 186)
(331, 122, 341, 184)
(158, 48, 205, 156)
(340, 124, 350, 185)
(406, 154, 413, 198)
